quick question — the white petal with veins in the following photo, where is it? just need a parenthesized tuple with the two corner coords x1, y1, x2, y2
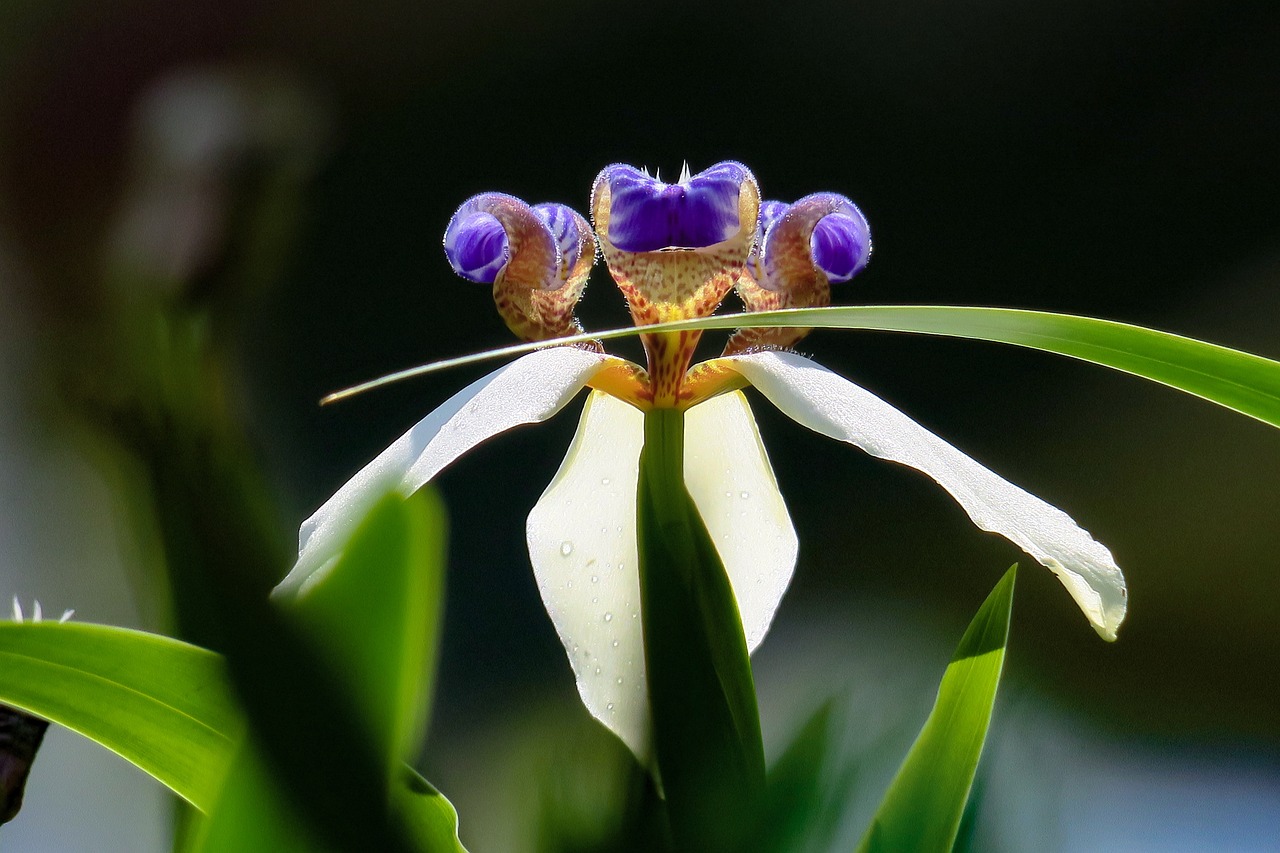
(727, 351, 1127, 640)
(526, 390, 798, 760)
(277, 347, 607, 597)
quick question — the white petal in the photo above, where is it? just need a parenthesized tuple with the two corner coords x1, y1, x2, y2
(683, 390, 798, 651)
(527, 390, 799, 761)
(526, 392, 649, 758)
(276, 347, 607, 597)
(727, 351, 1127, 640)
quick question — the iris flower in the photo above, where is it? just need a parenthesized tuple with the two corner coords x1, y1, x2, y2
(276, 162, 1126, 761)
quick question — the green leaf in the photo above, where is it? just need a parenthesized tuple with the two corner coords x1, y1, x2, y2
(193, 490, 463, 852)
(280, 488, 449, 771)
(759, 701, 854, 853)
(398, 766, 468, 853)
(857, 565, 1017, 853)
(333, 306, 1280, 430)
(636, 407, 765, 852)
(0, 622, 240, 812)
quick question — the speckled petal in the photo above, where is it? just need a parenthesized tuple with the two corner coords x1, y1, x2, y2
(276, 347, 609, 598)
(728, 192, 872, 354)
(443, 193, 594, 342)
(726, 351, 1128, 640)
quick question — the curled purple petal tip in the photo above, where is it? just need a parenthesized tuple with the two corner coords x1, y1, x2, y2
(532, 202, 586, 270)
(444, 202, 509, 284)
(601, 161, 751, 252)
(811, 210, 871, 282)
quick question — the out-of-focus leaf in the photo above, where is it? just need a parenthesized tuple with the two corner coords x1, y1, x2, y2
(759, 701, 854, 853)
(636, 408, 765, 852)
(187, 744, 325, 853)
(191, 491, 463, 852)
(0, 622, 240, 811)
(858, 565, 1016, 853)
(341, 306, 1280, 431)
(398, 766, 467, 853)
(280, 489, 448, 771)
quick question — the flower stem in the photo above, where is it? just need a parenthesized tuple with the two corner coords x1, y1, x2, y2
(637, 407, 766, 851)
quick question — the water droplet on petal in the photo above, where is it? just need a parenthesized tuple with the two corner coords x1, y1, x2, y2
(591, 597, 598, 604)
(591, 574, 599, 584)
(601, 477, 611, 486)
(604, 612, 613, 622)
(740, 490, 750, 500)
(611, 639, 620, 647)
(566, 580, 574, 588)
(594, 666, 602, 675)
(560, 541, 574, 557)
(607, 702, 615, 711)
(616, 677, 624, 685)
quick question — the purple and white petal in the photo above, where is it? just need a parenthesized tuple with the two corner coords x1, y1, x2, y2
(726, 351, 1128, 640)
(444, 194, 513, 283)
(532, 202, 588, 272)
(277, 347, 609, 598)
(811, 210, 871, 282)
(762, 192, 871, 286)
(596, 161, 751, 252)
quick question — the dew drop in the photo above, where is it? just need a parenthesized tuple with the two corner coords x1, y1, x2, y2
(559, 541, 574, 557)
(594, 666, 602, 675)
(616, 677, 624, 685)
(601, 477, 611, 486)
(603, 612, 614, 622)
(611, 639, 620, 647)
(607, 702, 615, 711)
(740, 490, 750, 500)
(591, 574, 599, 584)
(566, 580, 573, 589)
(591, 597, 598, 604)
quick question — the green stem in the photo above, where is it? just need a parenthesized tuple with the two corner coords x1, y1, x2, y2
(637, 408, 766, 851)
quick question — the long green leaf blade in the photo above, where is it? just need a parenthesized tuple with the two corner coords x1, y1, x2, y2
(637, 407, 765, 851)
(328, 306, 1280, 430)
(857, 565, 1017, 853)
(0, 622, 240, 811)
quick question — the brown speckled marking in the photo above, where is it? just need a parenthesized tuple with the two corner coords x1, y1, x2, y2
(593, 173, 760, 407)
(725, 195, 844, 355)
(479, 196, 594, 342)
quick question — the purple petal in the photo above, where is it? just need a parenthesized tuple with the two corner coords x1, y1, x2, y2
(757, 200, 789, 239)
(599, 161, 752, 252)
(444, 197, 510, 283)
(532, 202, 586, 270)
(811, 210, 871, 282)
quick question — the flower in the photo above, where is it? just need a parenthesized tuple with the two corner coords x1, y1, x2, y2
(276, 162, 1127, 761)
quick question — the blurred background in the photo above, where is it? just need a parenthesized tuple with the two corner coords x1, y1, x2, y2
(1, 0, 1278, 849)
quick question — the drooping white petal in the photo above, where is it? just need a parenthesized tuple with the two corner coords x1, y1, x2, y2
(527, 391, 649, 758)
(276, 347, 607, 597)
(683, 390, 798, 651)
(727, 351, 1128, 640)
(526, 390, 798, 760)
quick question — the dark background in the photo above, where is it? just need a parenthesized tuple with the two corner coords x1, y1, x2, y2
(1, 0, 1277, 848)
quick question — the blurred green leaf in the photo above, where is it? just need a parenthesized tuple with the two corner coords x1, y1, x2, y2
(636, 408, 765, 852)
(0, 622, 240, 811)
(398, 766, 467, 853)
(280, 488, 448, 772)
(354, 306, 1280, 430)
(759, 701, 854, 853)
(191, 490, 463, 852)
(857, 565, 1016, 853)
